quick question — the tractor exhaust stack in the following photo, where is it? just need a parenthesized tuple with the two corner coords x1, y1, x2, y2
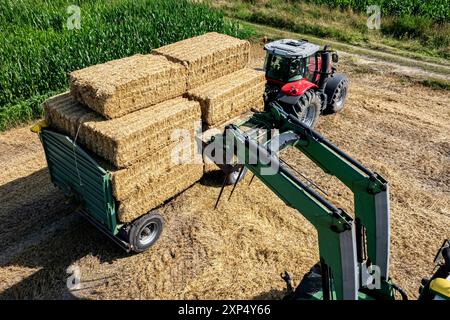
(318, 46, 332, 92)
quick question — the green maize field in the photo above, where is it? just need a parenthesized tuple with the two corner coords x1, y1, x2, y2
(304, 0, 449, 22)
(0, 0, 253, 131)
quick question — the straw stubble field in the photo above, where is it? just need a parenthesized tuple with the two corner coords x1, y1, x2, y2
(0, 45, 448, 299)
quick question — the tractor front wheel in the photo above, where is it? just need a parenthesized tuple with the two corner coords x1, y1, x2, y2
(324, 74, 349, 114)
(291, 90, 321, 128)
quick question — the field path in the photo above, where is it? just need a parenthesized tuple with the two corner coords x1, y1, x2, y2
(243, 21, 450, 80)
(0, 45, 449, 300)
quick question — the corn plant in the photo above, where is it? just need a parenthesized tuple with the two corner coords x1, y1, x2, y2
(0, 0, 251, 130)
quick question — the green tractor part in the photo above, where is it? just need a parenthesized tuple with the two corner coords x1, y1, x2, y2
(206, 102, 405, 300)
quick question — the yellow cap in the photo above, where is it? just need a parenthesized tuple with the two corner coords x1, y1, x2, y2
(30, 120, 49, 133)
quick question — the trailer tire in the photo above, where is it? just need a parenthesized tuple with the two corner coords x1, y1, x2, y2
(129, 211, 164, 253)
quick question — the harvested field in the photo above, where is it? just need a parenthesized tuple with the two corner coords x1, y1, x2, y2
(44, 94, 201, 169)
(0, 44, 449, 300)
(188, 68, 265, 127)
(69, 54, 187, 119)
(153, 32, 250, 89)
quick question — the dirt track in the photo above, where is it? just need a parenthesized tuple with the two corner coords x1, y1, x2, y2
(0, 44, 449, 299)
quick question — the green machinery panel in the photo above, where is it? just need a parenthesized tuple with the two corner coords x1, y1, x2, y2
(40, 129, 118, 234)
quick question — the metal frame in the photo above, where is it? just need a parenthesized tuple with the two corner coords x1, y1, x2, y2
(209, 102, 394, 299)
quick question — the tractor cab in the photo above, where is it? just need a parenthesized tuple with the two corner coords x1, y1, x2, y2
(262, 38, 347, 128)
(264, 39, 321, 84)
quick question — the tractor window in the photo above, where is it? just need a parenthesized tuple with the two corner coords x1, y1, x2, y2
(265, 54, 307, 82)
(288, 58, 306, 82)
(265, 54, 290, 82)
(305, 55, 317, 82)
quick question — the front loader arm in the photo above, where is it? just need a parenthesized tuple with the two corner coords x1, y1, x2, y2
(225, 127, 358, 300)
(214, 102, 396, 299)
(275, 110, 390, 282)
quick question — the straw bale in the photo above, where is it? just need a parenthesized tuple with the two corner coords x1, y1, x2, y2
(187, 68, 265, 127)
(152, 32, 250, 89)
(69, 54, 188, 118)
(82, 97, 201, 168)
(43, 91, 101, 139)
(110, 136, 202, 201)
(44, 93, 201, 168)
(117, 163, 203, 222)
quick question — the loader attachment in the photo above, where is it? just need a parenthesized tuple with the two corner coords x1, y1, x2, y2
(208, 102, 399, 300)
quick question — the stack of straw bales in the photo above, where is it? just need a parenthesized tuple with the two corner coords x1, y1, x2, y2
(44, 92, 203, 223)
(43, 32, 265, 223)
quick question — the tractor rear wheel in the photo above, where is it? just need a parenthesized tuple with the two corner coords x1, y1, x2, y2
(324, 74, 349, 114)
(291, 90, 321, 128)
(129, 211, 164, 253)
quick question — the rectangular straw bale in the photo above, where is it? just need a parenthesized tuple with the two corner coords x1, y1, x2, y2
(109, 136, 202, 201)
(81, 97, 202, 168)
(187, 68, 265, 127)
(69, 54, 188, 119)
(43, 91, 101, 139)
(152, 32, 250, 89)
(117, 163, 204, 222)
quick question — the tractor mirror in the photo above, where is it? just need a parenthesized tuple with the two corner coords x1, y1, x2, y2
(332, 53, 339, 63)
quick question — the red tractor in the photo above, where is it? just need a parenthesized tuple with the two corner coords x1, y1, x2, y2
(263, 39, 349, 127)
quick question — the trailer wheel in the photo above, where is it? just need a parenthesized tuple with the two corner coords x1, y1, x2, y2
(129, 211, 164, 253)
(324, 74, 349, 114)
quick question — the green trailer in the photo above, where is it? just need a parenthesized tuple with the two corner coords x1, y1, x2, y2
(32, 122, 164, 253)
(33, 102, 408, 299)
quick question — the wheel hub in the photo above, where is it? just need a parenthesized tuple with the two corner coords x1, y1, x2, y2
(299, 104, 317, 127)
(334, 84, 347, 107)
(138, 222, 158, 246)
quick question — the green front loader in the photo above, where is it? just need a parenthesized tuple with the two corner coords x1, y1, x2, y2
(205, 102, 408, 300)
